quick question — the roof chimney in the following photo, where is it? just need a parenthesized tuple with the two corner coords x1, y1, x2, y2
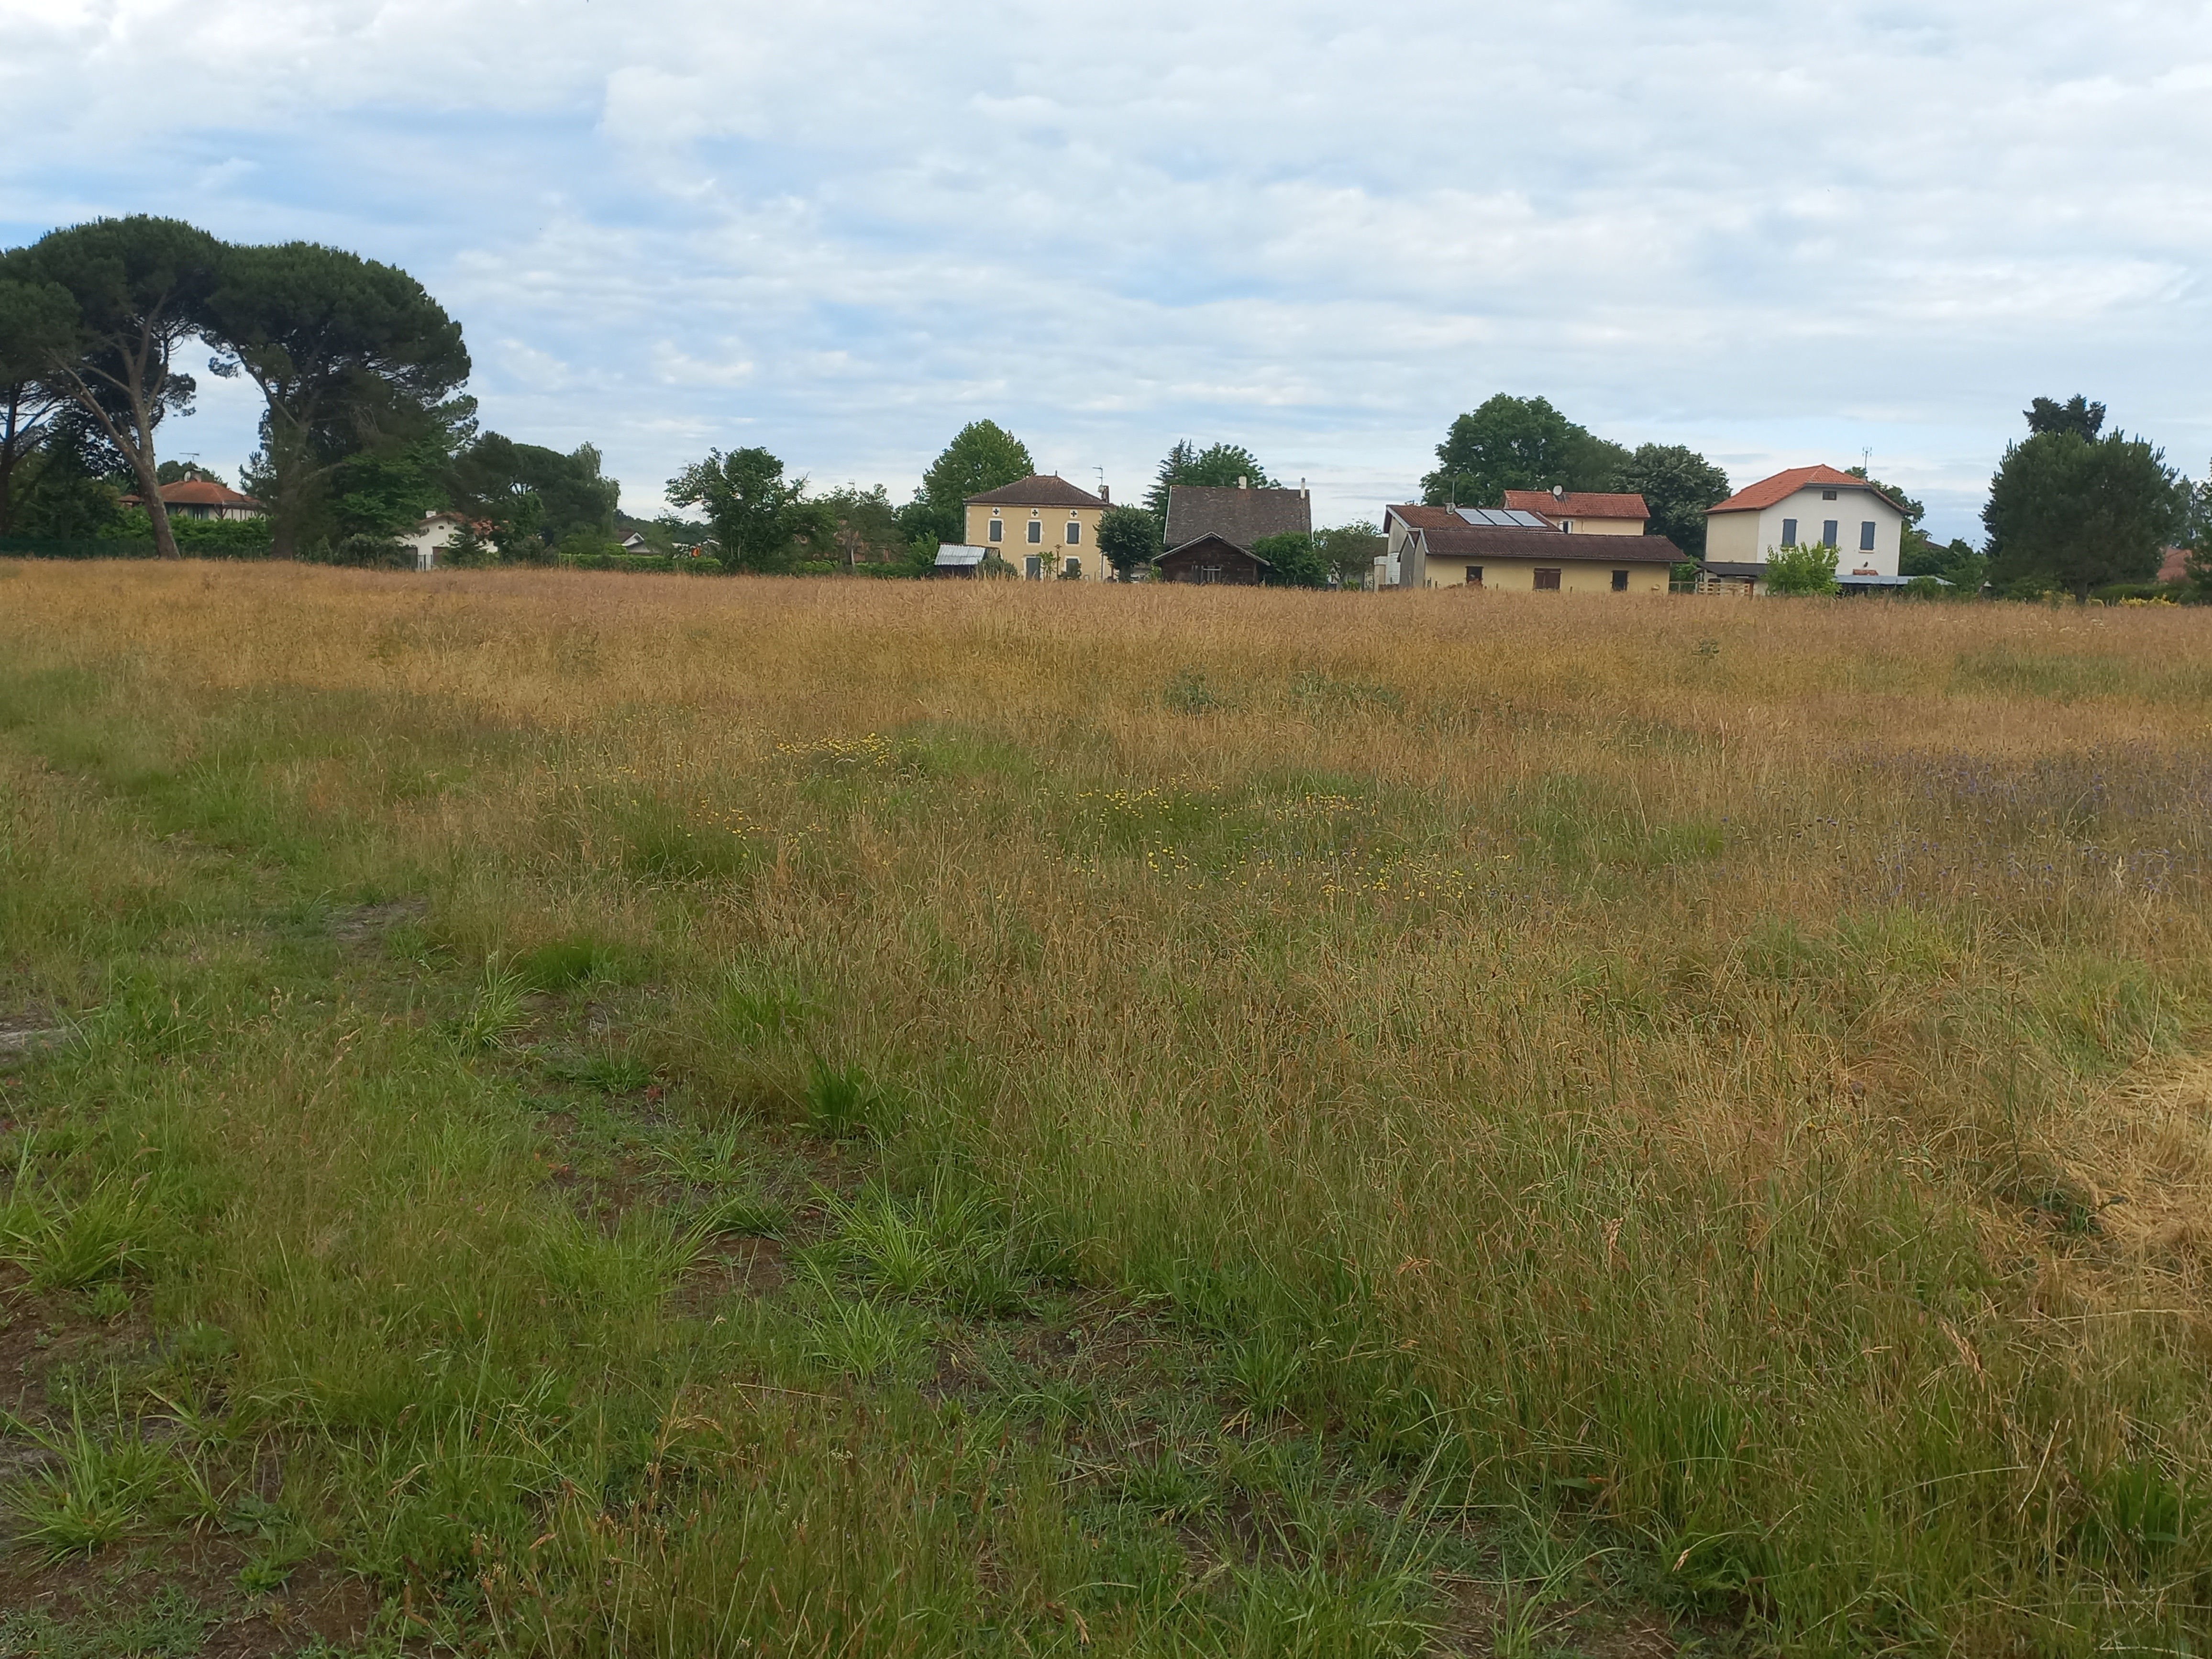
(1238, 476, 1248, 490)
(1099, 483, 1109, 503)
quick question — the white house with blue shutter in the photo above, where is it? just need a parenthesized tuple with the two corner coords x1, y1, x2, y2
(1703, 465, 1907, 579)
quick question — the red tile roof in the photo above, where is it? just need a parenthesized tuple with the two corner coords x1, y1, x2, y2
(1708, 465, 1899, 515)
(1501, 490, 1649, 520)
(964, 474, 1106, 509)
(2157, 545, 2193, 583)
(163, 479, 262, 508)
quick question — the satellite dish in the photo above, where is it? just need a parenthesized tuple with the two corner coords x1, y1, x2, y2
(1551, 484, 1564, 499)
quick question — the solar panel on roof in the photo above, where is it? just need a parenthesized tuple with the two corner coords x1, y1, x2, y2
(1505, 509, 1551, 528)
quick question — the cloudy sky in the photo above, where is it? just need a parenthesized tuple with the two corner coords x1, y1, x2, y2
(5, 0, 2210, 541)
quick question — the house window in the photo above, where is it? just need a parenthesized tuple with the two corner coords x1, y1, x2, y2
(1611, 569, 1629, 591)
(1859, 520, 1876, 551)
(1781, 517, 1798, 545)
(987, 519, 1003, 543)
(1821, 520, 1838, 547)
(1027, 520, 1042, 544)
(1066, 520, 1082, 544)
(1821, 489, 1838, 501)
(1064, 556, 1082, 579)
(1025, 555, 1042, 580)
(1466, 567, 1482, 586)
(1198, 564, 1221, 585)
(1561, 520, 1573, 532)
(1534, 568, 1562, 591)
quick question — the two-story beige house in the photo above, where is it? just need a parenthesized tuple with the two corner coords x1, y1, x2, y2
(963, 475, 1112, 580)
(1704, 465, 1906, 577)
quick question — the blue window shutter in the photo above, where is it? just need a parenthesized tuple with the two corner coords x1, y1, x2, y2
(1781, 517, 1797, 545)
(1822, 520, 1838, 547)
(1860, 521, 1876, 551)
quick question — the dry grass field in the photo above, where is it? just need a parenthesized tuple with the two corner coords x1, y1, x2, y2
(1, 560, 2209, 1656)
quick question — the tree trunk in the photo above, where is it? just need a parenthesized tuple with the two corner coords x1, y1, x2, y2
(133, 452, 181, 560)
(0, 390, 18, 539)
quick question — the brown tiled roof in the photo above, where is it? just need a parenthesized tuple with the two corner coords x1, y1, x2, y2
(1382, 504, 1464, 532)
(1417, 525, 1681, 564)
(965, 474, 1106, 509)
(1163, 485, 1311, 551)
(2158, 544, 2192, 583)
(1501, 490, 1649, 520)
(1708, 465, 1899, 515)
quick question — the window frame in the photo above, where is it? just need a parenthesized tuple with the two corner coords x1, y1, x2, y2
(1026, 519, 1042, 544)
(1859, 520, 1876, 552)
(1610, 569, 1629, 591)
(1534, 567, 1563, 591)
(1066, 520, 1082, 545)
(987, 519, 1003, 543)
(1781, 517, 1798, 545)
(1822, 520, 1839, 547)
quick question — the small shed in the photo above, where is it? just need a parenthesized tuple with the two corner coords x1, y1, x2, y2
(933, 543, 989, 578)
(1156, 532, 1271, 586)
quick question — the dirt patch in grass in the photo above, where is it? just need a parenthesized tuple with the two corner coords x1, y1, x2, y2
(326, 897, 427, 955)
(0, 1535, 378, 1659)
(674, 1236, 788, 1313)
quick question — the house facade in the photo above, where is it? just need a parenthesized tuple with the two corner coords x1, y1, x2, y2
(963, 475, 1112, 580)
(1408, 523, 1677, 593)
(1704, 465, 1906, 578)
(1500, 489, 1649, 536)
(399, 511, 475, 572)
(122, 478, 266, 521)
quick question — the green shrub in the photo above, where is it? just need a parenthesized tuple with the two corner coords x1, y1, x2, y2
(1763, 542, 1839, 595)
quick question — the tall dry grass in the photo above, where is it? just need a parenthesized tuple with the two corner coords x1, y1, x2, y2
(3, 559, 2210, 1650)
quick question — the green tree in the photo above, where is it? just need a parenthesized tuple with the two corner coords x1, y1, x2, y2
(1983, 425, 2187, 602)
(17, 216, 222, 560)
(1315, 523, 1385, 588)
(447, 433, 619, 563)
(902, 420, 1033, 550)
(1764, 543, 1839, 596)
(4, 422, 127, 540)
(1250, 531, 1329, 588)
(202, 242, 470, 558)
(1095, 502, 1161, 578)
(0, 256, 77, 537)
(1901, 534, 1986, 592)
(1420, 394, 1627, 507)
(667, 447, 836, 575)
(2025, 395, 2105, 440)
(1610, 443, 1730, 560)
(817, 482, 905, 568)
(1142, 441, 1278, 522)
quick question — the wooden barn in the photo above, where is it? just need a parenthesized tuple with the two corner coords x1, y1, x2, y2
(1154, 532, 1271, 586)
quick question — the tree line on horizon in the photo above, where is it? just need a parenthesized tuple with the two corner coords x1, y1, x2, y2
(4, 217, 2201, 596)
(0, 216, 621, 564)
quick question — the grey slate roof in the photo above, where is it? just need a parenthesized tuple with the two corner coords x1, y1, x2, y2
(964, 475, 1106, 509)
(1163, 485, 1311, 552)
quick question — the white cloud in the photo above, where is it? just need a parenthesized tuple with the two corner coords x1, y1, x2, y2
(3, 0, 2210, 537)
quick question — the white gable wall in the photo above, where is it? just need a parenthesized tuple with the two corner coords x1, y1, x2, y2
(1708, 485, 1904, 576)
